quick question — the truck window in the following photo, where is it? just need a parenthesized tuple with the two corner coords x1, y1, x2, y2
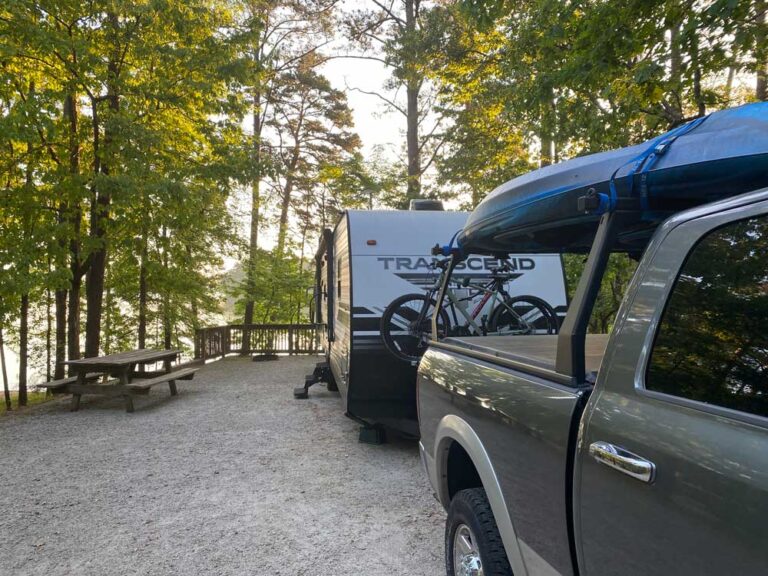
(646, 214, 768, 419)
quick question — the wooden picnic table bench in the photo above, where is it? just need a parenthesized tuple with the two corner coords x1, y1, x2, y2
(54, 349, 198, 413)
(37, 373, 103, 393)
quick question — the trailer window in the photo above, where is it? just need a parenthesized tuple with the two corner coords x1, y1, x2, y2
(337, 258, 342, 298)
(646, 215, 768, 419)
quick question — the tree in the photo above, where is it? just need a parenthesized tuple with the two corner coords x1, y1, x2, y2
(428, 0, 762, 325)
(757, 0, 768, 100)
(344, 0, 445, 203)
(230, 0, 338, 326)
(432, 0, 763, 207)
(268, 60, 361, 256)
(0, 0, 240, 390)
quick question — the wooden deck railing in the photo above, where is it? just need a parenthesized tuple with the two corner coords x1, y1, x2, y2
(194, 324, 322, 360)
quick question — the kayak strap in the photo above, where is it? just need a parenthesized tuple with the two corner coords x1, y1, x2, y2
(636, 115, 709, 211)
(587, 114, 710, 215)
(436, 229, 463, 258)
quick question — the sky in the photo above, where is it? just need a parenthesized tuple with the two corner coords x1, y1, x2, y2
(321, 56, 404, 160)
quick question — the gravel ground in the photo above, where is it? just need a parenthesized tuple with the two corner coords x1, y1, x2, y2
(0, 356, 445, 576)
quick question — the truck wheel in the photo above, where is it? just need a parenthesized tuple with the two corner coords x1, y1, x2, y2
(446, 488, 512, 576)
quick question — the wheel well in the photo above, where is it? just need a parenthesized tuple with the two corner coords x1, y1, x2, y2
(446, 441, 482, 500)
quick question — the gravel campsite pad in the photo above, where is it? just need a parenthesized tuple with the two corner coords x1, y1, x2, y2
(0, 356, 444, 576)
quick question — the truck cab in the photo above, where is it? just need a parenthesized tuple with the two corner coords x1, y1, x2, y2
(417, 103, 768, 576)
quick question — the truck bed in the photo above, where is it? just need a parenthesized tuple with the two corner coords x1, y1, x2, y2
(441, 334, 610, 379)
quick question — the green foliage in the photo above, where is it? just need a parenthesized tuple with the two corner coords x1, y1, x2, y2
(0, 0, 244, 382)
(431, 0, 766, 327)
(563, 253, 638, 334)
(2, 0, 763, 384)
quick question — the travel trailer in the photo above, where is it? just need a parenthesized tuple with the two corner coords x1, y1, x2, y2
(296, 202, 568, 440)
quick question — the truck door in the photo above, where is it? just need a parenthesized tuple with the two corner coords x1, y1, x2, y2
(575, 196, 768, 576)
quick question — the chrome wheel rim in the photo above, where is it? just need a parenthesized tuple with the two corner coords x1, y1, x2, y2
(453, 524, 483, 576)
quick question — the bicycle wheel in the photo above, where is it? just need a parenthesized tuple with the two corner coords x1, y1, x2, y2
(488, 295, 559, 335)
(380, 293, 451, 363)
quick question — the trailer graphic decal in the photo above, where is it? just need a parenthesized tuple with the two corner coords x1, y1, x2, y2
(393, 271, 523, 289)
(377, 256, 536, 272)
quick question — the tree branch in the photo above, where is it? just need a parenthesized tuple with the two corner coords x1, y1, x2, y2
(345, 82, 406, 116)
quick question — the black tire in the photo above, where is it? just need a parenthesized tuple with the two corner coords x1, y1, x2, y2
(488, 295, 559, 335)
(380, 293, 450, 363)
(446, 488, 512, 576)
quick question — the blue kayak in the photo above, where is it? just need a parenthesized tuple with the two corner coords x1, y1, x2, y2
(458, 102, 768, 254)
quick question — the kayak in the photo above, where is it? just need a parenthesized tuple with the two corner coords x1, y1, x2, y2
(458, 102, 768, 254)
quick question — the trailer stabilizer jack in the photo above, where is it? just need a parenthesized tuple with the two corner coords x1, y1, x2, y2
(294, 362, 336, 399)
(358, 424, 386, 445)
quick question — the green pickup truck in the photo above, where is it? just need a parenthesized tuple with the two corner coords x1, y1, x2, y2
(417, 104, 768, 576)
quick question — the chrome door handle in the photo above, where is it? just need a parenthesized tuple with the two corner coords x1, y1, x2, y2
(589, 441, 656, 484)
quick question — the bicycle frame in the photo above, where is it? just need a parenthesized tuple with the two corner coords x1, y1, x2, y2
(450, 278, 523, 334)
(423, 257, 524, 338)
(426, 255, 540, 339)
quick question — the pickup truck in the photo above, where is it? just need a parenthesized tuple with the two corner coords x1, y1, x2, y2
(418, 188, 768, 575)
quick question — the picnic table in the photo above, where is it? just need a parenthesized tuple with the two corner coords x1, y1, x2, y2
(42, 349, 198, 413)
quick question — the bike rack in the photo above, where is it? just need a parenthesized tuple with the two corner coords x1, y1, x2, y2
(555, 210, 634, 383)
(432, 255, 459, 341)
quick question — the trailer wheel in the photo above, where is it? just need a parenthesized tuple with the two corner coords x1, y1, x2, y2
(380, 293, 450, 363)
(446, 488, 512, 576)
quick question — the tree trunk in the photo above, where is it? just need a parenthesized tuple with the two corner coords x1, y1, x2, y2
(406, 79, 421, 200)
(244, 23, 265, 326)
(85, 41, 119, 358)
(161, 227, 172, 350)
(46, 281, 52, 382)
(55, 204, 67, 380)
(84, 99, 109, 357)
(104, 265, 112, 355)
(757, 0, 767, 101)
(67, 263, 81, 370)
(55, 287, 66, 379)
(691, 33, 706, 117)
(539, 129, 554, 167)
(669, 25, 681, 82)
(245, 88, 262, 326)
(186, 244, 200, 333)
(138, 236, 148, 349)
(725, 66, 736, 101)
(297, 198, 310, 322)
(191, 299, 200, 332)
(666, 18, 685, 125)
(0, 328, 10, 411)
(275, 144, 301, 257)
(539, 89, 555, 167)
(19, 293, 29, 406)
(404, 0, 421, 201)
(163, 308, 172, 350)
(63, 92, 80, 373)
(19, 136, 32, 405)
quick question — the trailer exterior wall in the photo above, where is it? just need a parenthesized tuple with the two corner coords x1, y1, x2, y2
(320, 209, 568, 436)
(328, 214, 352, 411)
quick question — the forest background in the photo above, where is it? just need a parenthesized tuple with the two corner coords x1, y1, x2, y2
(1, 0, 766, 406)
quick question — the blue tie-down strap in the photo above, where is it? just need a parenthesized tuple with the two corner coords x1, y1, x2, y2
(637, 115, 709, 211)
(432, 230, 463, 257)
(592, 114, 711, 216)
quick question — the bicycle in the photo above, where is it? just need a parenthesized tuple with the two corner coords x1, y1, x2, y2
(380, 256, 560, 363)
